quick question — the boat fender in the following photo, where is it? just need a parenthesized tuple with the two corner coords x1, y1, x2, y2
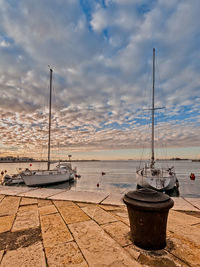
(190, 173, 195, 180)
(175, 178, 179, 188)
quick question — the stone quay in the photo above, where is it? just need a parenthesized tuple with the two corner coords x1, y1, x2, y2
(0, 185, 199, 266)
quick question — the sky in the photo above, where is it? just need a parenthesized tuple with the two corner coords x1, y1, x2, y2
(0, 0, 200, 161)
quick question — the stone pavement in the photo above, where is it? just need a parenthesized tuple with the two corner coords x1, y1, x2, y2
(0, 186, 199, 266)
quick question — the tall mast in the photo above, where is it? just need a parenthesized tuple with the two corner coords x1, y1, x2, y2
(47, 68, 53, 171)
(151, 48, 155, 166)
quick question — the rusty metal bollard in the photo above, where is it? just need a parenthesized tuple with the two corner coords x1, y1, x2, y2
(123, 188, 174, 250)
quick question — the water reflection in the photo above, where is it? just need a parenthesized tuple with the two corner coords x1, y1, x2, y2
(165, 188, 180, 197)
(43, 179, 78, 190)
(136, 184, 180, 197)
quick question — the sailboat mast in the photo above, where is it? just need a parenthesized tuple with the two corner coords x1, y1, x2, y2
(47, 68, 53, 171)
(151, 48, 155, 166)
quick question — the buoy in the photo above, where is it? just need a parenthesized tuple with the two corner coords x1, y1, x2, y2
(190, 173, 195, 180)
(30, 163, 32, 167)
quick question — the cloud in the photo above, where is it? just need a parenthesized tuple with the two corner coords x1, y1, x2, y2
(0, 0, 200, 158)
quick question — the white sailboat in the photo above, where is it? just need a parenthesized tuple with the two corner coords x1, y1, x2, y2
(20, 68, 77, 186)
(136, 48, 179, 192)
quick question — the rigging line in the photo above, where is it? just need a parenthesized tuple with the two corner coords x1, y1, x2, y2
(139, 144, 145, 169)
(146, 106, 152, 161)
(51, 73, 63, 135)
(151, 53, 167, 162)
(143, 63, 152, 110)
(138, 60, 153, 165)
(155, 53, 162, 96)
(50, 71, 63, 162)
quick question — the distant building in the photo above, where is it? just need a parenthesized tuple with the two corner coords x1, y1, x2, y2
(0, 156, 34, 162)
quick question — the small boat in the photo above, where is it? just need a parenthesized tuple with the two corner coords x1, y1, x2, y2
(20, 162, 76, 186)
(136, 48, 179, 192)
(20, 68, 77, 187)
(1, 173, 24, 186)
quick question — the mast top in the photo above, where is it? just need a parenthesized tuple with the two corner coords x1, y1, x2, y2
(48, 65, 53, 72)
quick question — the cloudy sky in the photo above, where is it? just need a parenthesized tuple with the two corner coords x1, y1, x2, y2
(0, 0, 200, 160)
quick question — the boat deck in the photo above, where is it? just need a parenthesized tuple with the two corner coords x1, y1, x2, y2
(0, 185, 199, 266)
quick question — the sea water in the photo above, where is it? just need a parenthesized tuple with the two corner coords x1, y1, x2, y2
(0, 160, 199, 198)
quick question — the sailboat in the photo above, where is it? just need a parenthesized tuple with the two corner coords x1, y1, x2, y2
(136, 48, 179, 192)
(20, 68, 77, 186)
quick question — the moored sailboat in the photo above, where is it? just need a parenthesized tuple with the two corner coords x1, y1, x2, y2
(20, 68, 77, 186)
(136, 48, 179, 192)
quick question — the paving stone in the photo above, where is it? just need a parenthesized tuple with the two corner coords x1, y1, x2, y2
(53, 200, 75, 207)
(20, 197, 38, 206)
(167, 231, 200, 267)
(185, 197, 200, 210)
(124, 245, 140, 261)
(0, 195, 5, 202)
(39, 205, 58, 216)
(0, 250, 4, 263)
(45, 241, 88, 267)
(102, 221, 132, 246)
(19, 188, 65, 198)
(54, 201, 90, 224)
(0, 196, 20, 216)
(0, 215, 15, 233)
(0, 185, 34, 195)
(0, 241, 46, 267)
(12, 205, 39, 232)
(168, 210, 200, 226)
(82, 205, 117, 225)
(101, 193, 125, 206)
(172, 197, 199, 211)
(110, 210, 130, 226)
(40, 213, 73, 249)
(69, 220, 142, 267)
(37, 199, 52, 207)
(49, 190, 109, 204)
(167, 210, 200, 245)
(76, 202, 97, 208)
(99, 204, 122, 211)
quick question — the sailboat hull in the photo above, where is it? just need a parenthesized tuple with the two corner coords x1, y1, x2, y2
(21, 171, 74, 186)
(136, 171, 177, 191)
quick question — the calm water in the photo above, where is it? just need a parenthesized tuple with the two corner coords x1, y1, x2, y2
(0, 160, 200, 198)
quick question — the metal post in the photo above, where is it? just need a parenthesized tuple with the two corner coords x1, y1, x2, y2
(151, 48, 155, 166)
(47, 68, 53, 171)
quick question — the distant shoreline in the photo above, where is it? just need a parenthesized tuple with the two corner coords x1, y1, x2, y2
(0, 158, 199, 163)
(0, 159, 101, 163)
